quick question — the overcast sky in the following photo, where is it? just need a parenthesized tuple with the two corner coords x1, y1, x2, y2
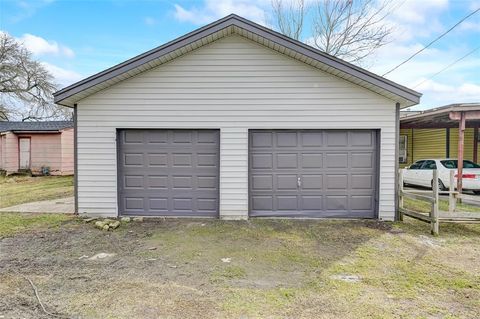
(1, 0, 479, 110)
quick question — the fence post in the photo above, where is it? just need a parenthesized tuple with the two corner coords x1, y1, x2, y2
(431, 169, 440, 236)
(398, 169, 404, 221)
(449, 170, 456, 213)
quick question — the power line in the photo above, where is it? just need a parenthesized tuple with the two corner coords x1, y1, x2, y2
(413, 46, 480, 89)
(382, 7, 480, 76)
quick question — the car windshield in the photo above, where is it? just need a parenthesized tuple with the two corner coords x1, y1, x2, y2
(440, 160, 480, 169)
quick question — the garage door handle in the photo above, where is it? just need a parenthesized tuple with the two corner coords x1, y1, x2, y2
(297, 177, 301, 188)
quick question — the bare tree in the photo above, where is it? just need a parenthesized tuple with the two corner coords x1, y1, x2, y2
(0, 33, 71, 121)
(271, 0, 306, 40)
(270, 0, 395, 64)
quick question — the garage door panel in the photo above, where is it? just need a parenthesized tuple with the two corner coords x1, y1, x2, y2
(326, 131, 348, 147)
(252, 175, 273, 190)
(149, 198, 168, 211)
(277, 196, 298, 210)
(350, 195, 373, 211)
(301, 195, 323, 210)
(147, 153, 168, 167)
(351, 131, 374, 146)
(326, 195, 348, 211)
(326, 174, 348, 190)
(124, 153, 144, 166)
(251, 154, 273, 169)
(249, 130, 377, 218)
(118, 129, 219, 216)
(325, 153, 348, 168)
(301, 174, 323, 189)
(124, 197, 144, 210)
(251, 132, 273, 148)
(146, 131, 168, 144)
(301, 132, 323, 147)
(124, 130, 144, 144)
(351, 152, 374, 168)
(252, 196, 273, 211)
(124, 175, 144, 189)
(301, 153, 323, 169)
(277, 175, 298, 190)
(351, 174, 373, 189)
(276, 132, 297, 147)
(276, 153, 298, 168)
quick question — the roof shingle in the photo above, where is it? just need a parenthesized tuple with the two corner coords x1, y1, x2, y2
(0, 121, 73, 133)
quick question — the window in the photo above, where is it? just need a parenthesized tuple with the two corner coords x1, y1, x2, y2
(421, 160, 437, 170)
(409, 160, 425, 169)
(399, 135, 407, 163)
(440, 160, 480, 169)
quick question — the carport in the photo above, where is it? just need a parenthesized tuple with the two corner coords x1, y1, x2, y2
(401, 103, 480, 193)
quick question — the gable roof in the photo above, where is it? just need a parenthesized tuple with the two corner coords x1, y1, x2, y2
(0, 121, 73, 133)
(54, 14, 421, 108)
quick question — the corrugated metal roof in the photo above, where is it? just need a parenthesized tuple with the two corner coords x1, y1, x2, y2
(54, 14, 422, 108)
(0, 121, 73, 133)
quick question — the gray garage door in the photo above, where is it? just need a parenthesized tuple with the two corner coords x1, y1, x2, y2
(118, 129, 219, 217)
(249, 130, 377, 218)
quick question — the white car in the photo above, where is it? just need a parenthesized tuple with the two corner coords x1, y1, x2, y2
(403, 159, 480, 194)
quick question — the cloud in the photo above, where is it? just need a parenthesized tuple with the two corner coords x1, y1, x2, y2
(41, 62, 83, 87)
(459, 21, 480, 32)
(19, 33, 75, 58)
(10, 0, 56, 23)
(410, 79, 480, 109)
(144, 17, 157, 26)
(173, 0, 267, 25)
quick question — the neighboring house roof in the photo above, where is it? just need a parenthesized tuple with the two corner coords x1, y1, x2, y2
(400, 103, 480, 128)
(0, 121, 73, 133)
(54, 14, 421, 108)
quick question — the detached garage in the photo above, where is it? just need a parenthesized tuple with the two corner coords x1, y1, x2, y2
(54, 14, 420, 221)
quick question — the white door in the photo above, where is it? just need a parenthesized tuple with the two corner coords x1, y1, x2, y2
(19, 138, 30, 169)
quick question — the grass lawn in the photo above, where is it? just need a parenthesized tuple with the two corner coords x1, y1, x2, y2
(0, 213, 71, 237)
(0, 175, 73, 208)
(0, 215, 479, 318)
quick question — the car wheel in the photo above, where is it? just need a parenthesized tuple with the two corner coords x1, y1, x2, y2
(431, 179, 447, 191)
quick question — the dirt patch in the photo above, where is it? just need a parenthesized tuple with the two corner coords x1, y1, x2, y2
(0, 218, 479, 318)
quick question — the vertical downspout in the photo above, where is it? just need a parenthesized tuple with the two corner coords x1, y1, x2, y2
(394, 103, 400, 221)
(73, 104, 78, 214)
(446, 128, 450, 158)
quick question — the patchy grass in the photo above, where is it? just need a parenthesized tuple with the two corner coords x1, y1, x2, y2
(0, 217, 479, 318)
(0, 212, 71, 237)
(0, 175, 73, 208)
(404, 196, 480, 214)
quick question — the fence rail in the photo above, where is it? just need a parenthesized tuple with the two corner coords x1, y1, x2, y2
(398, 169, 480, 235)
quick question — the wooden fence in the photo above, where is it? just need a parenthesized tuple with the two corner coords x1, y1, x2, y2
(398, 169, 480, 235)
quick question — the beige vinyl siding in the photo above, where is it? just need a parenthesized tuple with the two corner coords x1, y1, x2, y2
(77, 35, 397, 220)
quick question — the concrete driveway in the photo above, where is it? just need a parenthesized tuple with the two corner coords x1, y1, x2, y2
(0, 197, 74, 214)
